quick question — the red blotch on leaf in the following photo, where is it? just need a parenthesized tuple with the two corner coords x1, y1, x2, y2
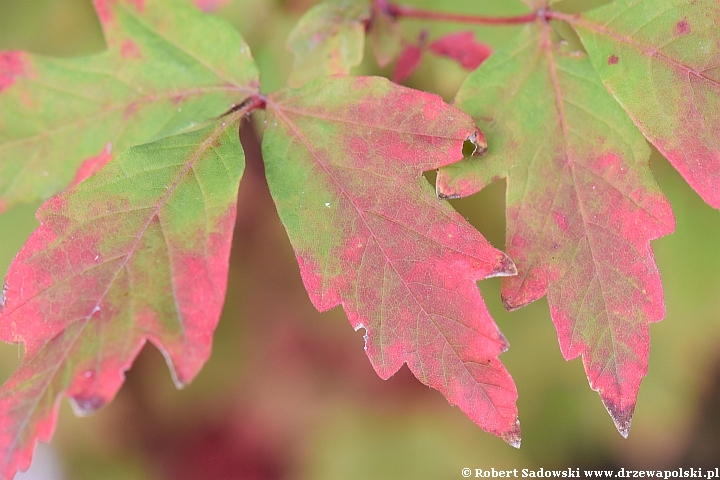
(93, 0, 145, 25)
(120, 40, 142, 59)
(552, 211, 569, 231)
(676, 19, 690, 35)
(607, 55, 619, 65)
(0, 51, 27, 93)
(429, 32, 493, 70)
(193, 0, 230, 11)
(71, 144, 113, 188)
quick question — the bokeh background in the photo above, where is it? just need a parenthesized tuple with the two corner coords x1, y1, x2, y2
(1, 0, 720, 478)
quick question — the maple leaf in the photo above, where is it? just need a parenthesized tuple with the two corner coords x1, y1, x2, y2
(0, 117, 246, 478)
(285, 0, 370, 88)
(558, 0, 720, 209)
(261, 76, 521, 442)
(0, 0, 258, 213)
(437, 23, 675, 436)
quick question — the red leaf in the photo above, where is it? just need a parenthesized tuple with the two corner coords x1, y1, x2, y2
(69, 144, 113, 188)
(429, 31, 493, 70)
(437, 24, 675, 436)
(392, 44, 424, 83)
(262, 76, 520, 443)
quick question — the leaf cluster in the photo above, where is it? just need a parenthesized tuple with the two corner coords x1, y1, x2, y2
(0, 0, 718, 477)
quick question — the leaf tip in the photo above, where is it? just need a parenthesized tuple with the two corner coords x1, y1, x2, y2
(68, 395, 108, 417)
(501, 293, 524, 312)
(70, 143, 113, 188)
(488, 254, 517, 279)
(602, 399, 634, 438)
(501, 418, 522, 448)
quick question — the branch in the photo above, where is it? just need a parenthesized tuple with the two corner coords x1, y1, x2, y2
(383, 1, 540, 26)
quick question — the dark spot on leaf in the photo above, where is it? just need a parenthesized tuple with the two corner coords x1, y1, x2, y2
(608, 55, 619, 65)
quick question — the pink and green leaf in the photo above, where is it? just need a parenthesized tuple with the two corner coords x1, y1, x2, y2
(0, 0, 258, 213)
(261, 76, 521, 443)
(285, 0, 370, 88)
(437, 23, 675, 436)
(0, 118, 245, 479)
(568, 0, 720, 208)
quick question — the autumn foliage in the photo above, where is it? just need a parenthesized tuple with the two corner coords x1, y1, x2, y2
(0, 0, 718, 477)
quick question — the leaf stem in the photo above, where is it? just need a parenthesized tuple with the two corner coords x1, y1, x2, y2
(383, 1, 540, 26)
(543, 10, 580, 25)
(221, 94, 267, 118)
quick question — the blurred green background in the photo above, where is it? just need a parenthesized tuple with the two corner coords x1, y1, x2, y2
(1, 0, 720, 478)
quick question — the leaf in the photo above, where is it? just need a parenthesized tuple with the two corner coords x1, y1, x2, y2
(392, 43, 424, 83)
(285, 0, 370, 89)
(0, 0, 258, 213)
(565, 0, 720, 208)
(370, 3, 402, 68)
(437, 23, 675, 436)
(261, 76, 521, 442)
(0, 118, 245, 478)
(429, 32, 493, 70)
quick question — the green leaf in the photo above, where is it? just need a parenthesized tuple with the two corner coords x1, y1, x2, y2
(369, 3, 402, 68)
(286, 0, 370, 88)
(0, 0, 258, 213)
